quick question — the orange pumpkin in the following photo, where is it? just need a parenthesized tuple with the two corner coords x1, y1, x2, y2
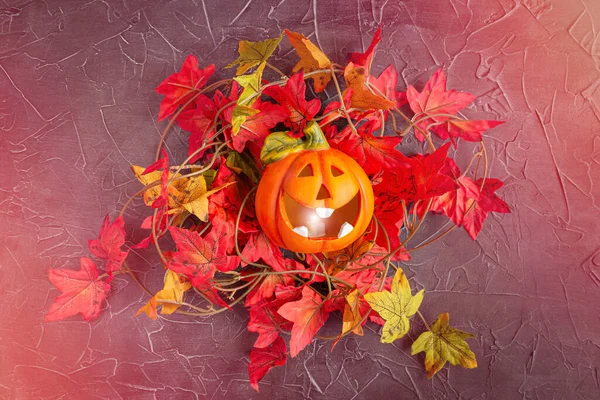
(255, 122, 374, 253)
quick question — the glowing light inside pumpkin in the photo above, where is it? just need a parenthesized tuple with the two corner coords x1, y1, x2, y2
(315, 207, 334, 218)
(283, 192, 359, 239)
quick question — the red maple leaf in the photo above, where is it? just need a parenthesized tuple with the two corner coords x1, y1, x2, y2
(208, 193, 243, 240)
(369, 65, 408, 108)
(437, 176, 480, 226)
(248, 336, 287, 392)
(176, 94, 218, 163)
(277, 286, 330, 357)
(417, 159, 481, 226)
(274, 282, 303, 302)
(242, 251, 306, 307)
(241, 231, 286, 271)
(302, 255, 328, 283)
(348, 26, 381, 76)
(212, 156, 238, 187)
(197, 286, 230, 309)
(155, 55, 215, 121)
(462, 178, 510, 239)
(406, 69, 476, 142)
(45, 257, 111, 322)
(330, 121, 404, 175)
(88, 214, 129, 278)
(369, 191, 405, 250)
(167, 226, 240, 288)
(132, 209, 168, 250)
(435, 119, 505, 145)
(247, 297, 293, 347)
(318, 90, 354, 128)
(209, 162, 259, 236)
(382, 143, 458, 203)
(263, 71, 321, 135)
(245, 272, 294, 307)
(213, 217, 241, 258)
(177, 94, 216, 135)
(211, 159, 241, 209)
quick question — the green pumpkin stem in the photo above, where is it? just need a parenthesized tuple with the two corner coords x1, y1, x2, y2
(303, 121, 330, 151)
(260, 121, 330, 165)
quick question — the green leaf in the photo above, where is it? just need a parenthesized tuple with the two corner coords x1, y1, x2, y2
(411, 313, 477, 378)
(231, 62, 266, 135)
(234, 62, 266, 107)
(226, 35, 283, 75)
(202, 169, 217, 187)
(364, 267, 424, 343)
(231, 104, 260, 135)
(226, 151, 261, 184)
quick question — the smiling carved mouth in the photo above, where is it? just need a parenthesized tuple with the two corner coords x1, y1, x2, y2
(282, 193, 360, 239)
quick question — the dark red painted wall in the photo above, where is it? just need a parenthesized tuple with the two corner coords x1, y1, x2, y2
(1, 0, 599, 398)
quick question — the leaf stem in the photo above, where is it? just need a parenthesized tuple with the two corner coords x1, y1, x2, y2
(329, 66, 358, 135)
(266, 62, 287, 78)
(416, 310, 431, 331)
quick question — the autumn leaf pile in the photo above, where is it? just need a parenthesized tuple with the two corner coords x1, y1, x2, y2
(45, 28, 509, 390)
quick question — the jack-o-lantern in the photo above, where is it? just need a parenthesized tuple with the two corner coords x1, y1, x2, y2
(255, 122, 374, 253)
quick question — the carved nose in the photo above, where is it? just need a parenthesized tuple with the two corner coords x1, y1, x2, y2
(316, 184, 331, 200)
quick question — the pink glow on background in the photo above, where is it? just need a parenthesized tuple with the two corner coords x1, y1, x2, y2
(1, 0, 599, 398)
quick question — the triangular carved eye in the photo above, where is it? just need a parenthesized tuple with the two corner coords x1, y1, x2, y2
(298, 164, 313, 177)
(331, 165, 344, 177)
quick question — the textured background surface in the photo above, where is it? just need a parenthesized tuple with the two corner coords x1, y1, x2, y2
(1, 0, 600, 398)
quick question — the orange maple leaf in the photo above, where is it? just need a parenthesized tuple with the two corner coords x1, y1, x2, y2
(136, 270, 192, 320)
(45, 258, 111, 322)
(284, 30, 331, 93)
(343, 63, 394, 110)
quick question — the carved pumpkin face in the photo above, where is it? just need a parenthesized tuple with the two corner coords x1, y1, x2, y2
(256, 146, 374, 254)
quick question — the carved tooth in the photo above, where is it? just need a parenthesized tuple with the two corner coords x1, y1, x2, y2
(315, 207, 334, 218)
(293, 226, 309, 237)
(337, 222, 354, 238)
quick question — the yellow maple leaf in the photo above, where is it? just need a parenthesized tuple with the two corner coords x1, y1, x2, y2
(284, 29, 331, 93)
(168, 175, 235, 222)
(136, 270, 192, 320)
(411, 313, 478, 378)
(231, 62, 266, 134)
(343, 63, 394, 110)
(364, 268, 424, 343)
(234, 61, 265, 107)
(226, 35, 283, 75)
(131, 165, 187, 208)
(231, 104, 260, 135)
